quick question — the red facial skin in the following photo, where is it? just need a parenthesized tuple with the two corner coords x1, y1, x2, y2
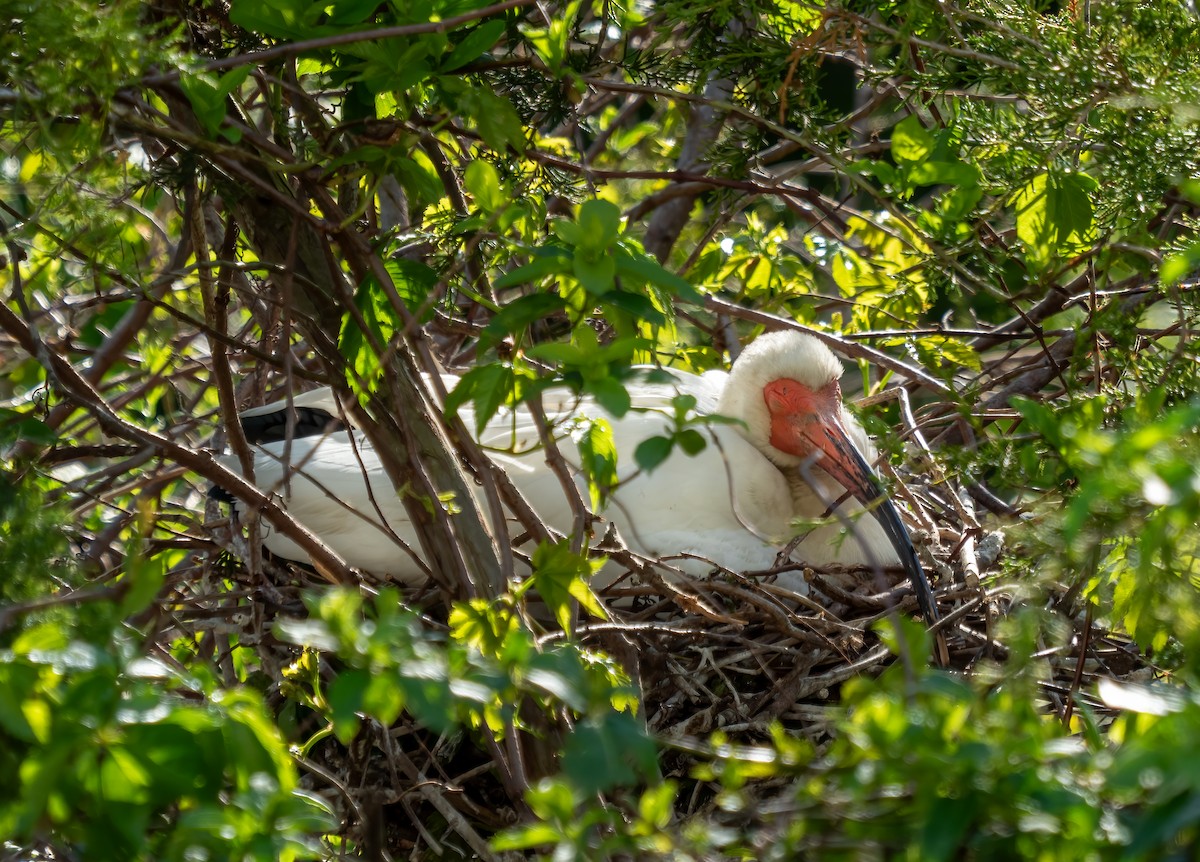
(763, 378, 859, 489)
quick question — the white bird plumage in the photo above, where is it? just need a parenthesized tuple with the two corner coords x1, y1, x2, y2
(218, 331, 937, 621)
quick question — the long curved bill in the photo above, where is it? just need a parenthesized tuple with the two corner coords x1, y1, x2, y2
(807, 421, 939, 627)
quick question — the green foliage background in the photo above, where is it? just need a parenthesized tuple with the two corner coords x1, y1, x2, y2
(4, 0, 1200, 858)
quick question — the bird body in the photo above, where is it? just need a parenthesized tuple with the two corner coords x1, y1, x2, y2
(218, 332, 937, 621)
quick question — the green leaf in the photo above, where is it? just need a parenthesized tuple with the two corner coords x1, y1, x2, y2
(561, 711, 657, 794)
(634, 435, 673, 472)
(325, 0, 382, 25)
(576, 200, 622, 251)
(464, 159, 505, 212)
(1012, 171, 1096, 265)
(586, 375, 631, 417)
(529, 540, 607, 636)
(676, 428, 707, 455)
(444, 362, 537, 436)
(573, 246, 617, 295)
(361, 41, 433, 93)
(442, 19, 506, 71)
(1011, 395, 1065, 448)
(938, 183, 984, 221)
(874, 613, 931, 660)
(360, 672, 405, 727)
(121, 721, 222, 801)
(0, 664, 39, 742)
(613, 249, 705, 303)
(119, 550, 173, 617)
(551, 217, 584, 246)
(1057, 172, 1098, 234)
(493, 247, 572, 289)
(178, 73, 226, 138)
(522, 2, 579, 73)
(464, 87, 526, 153)
(229, 0, 331, 40)
(449, 598, 518, 658)
(523, 776, 578, 821)
(493, 821, 565, 850)
(602, 289, 666, 325)
(850, 159, 897, 185)
(576, 418, 618, 509)
(338, 260, 437, 390)
(638, 780, 677, 829)
(1160, 243, 1200, 285)
(327, 669, 369, 743)
(397, 660, 456, 732)
(915, 335, 981, 372)
(483, 293, 568, 344)
(907, 160, 981, 188)
(525, 340, 585, 365)
(0, 407, 57, 447)
(392, 153, 444, 205)
(892, 115, 936, 165)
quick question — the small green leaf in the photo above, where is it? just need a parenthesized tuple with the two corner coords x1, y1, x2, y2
(676, 428, 707, 455)
(638, 780, 677, 829)
(576, 199, 622, 250)
(442, 19, 506, 71)
(483, 293, 568, 344)
(602, 289, 666, 325)
(634, 435, 674, 472)
(613, 249, 705, 303)
(0, 408, 56, 446)
(464, 159, 505, 212)
(551, 218, 584, 246)
(522, 2, 579, 72)
(525, 340, 585, 365)
(445, 363, 536, 436)
(1161, 244, 1200, 285)
(586, 375, 631, 417)
(178, 73, 226, 137)
(573, 247, 617, 295)
(850, 159, 897, 185)
(1012, 171, 1095, 266)
(467, 88, 526, 153)
(561, 711, 658, 794)
(892, 115, 936, 165)
(907, 160, 980, 188)
(576, 418, 618, 509)
(361, 673, 405, 727)
(529, 540, 607, 636)
(493, 247, 572, 289)
(325, 0, 382, 25)
(120, 551, 174, 618)
(327, 669, 370, 743)
(396, 662, 456, 733)
(493, 821, 565, 851)
(230, 0, 331, 39)
(392, 153, 444, 205)
(338, 260, 437, 390)
(449, 598, 518, 658)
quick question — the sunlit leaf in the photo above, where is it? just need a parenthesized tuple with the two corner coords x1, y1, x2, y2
(529, 540, 607, 636)
(575, 417, 618, 509)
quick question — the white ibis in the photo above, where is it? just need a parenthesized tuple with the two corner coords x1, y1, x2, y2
(216, 331, 937, 623)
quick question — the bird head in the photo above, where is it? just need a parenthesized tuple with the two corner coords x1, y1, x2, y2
(718, 329, 846, 469)
(719, 329, 939, 626)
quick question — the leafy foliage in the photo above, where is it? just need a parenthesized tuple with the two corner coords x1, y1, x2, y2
(4, 0, 1200, 858)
